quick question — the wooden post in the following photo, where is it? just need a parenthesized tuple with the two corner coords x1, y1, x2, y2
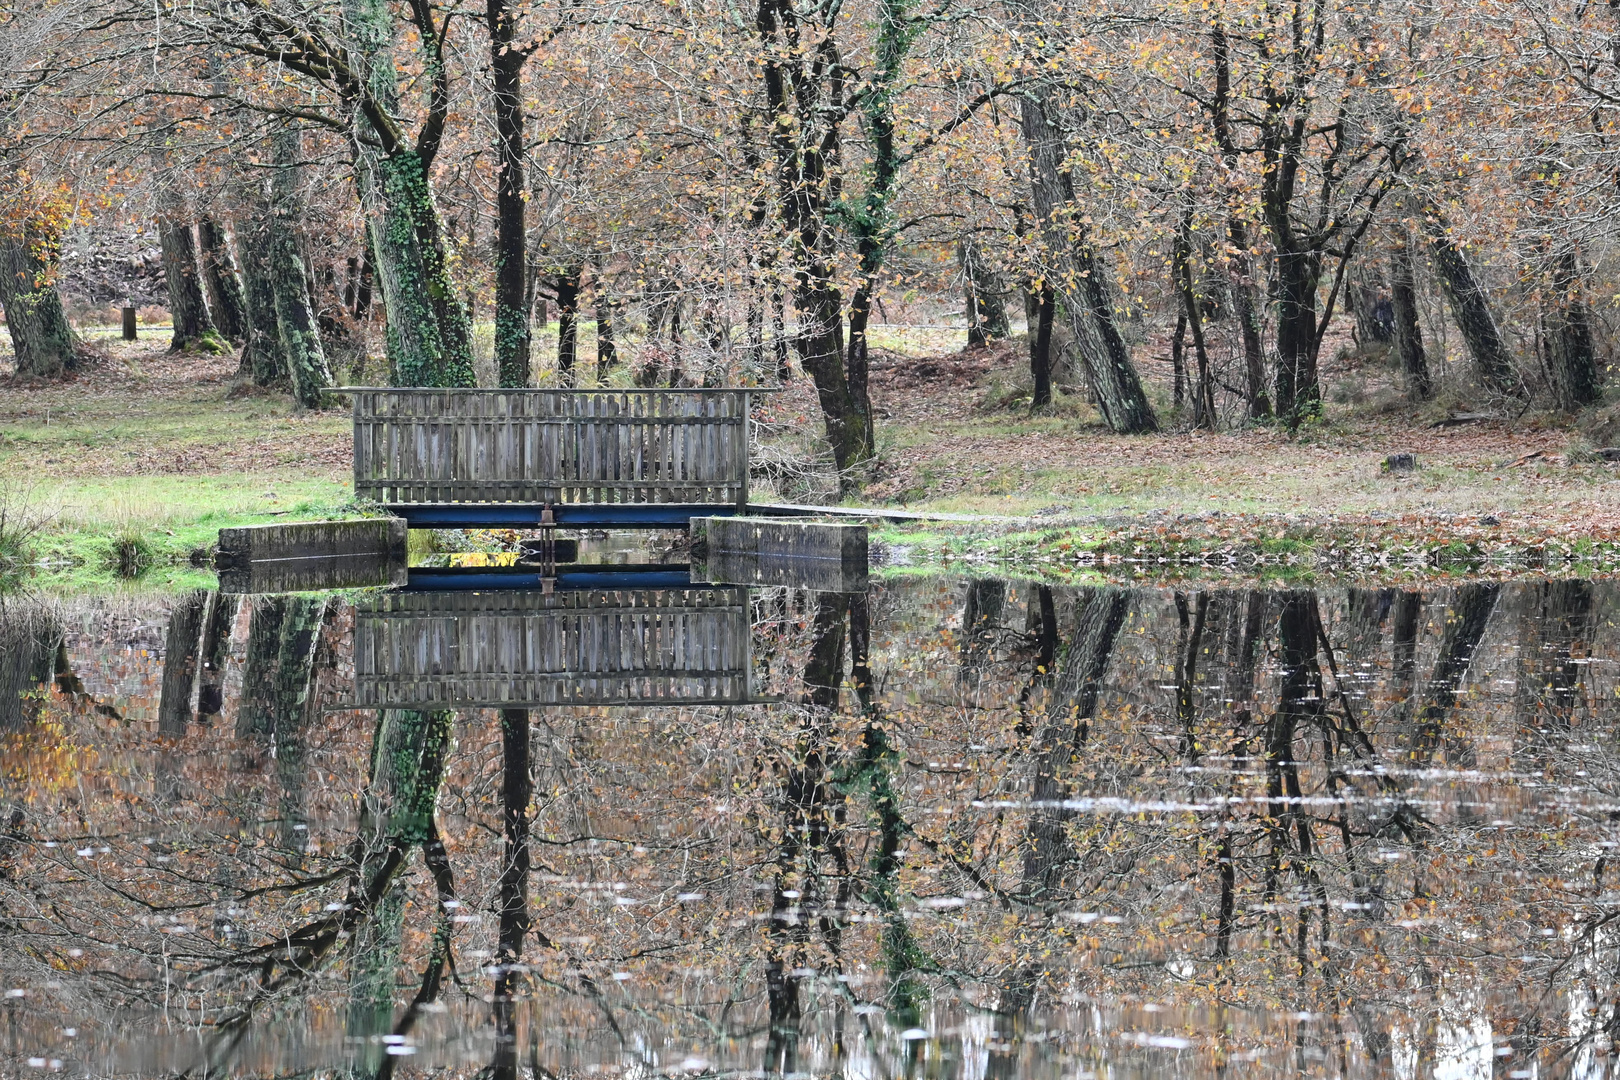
(121, 305, 137, 341)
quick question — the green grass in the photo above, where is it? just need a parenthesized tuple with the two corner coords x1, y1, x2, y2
(16, 476, 360, 592)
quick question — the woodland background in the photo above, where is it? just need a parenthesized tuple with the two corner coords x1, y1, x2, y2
(2, 0, 1620, 494)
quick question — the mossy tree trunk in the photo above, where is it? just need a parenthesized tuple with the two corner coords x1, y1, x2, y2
(235, 199, 287, 385)
(269, 129, 333, 407)
(149, 149, 220, 354)
(346, 707, 455, 1063)
(197, 218, 248, 343)
(158, 218, 218, 352)
(343, 0, 477, 390)
(0, 231, 76, 378)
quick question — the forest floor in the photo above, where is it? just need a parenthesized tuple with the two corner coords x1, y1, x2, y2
(831, 333, 1620, 576)
(1, 322, 1617, 587)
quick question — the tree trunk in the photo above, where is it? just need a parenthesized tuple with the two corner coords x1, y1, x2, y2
(596, 283, 616, 381)
(197, 218, 248, 342)
(1174, 215, 1216, 428)
(1019, 90, 1156, 433)
(1171, 312, 1187, 410)
(1272, 249, 1322, 425)
(157, 216, 218, 353)
(771, 284, 791, 382)
(1411, 584, 1500, 762)
(796, 284, 873, 483)
(0, 610, 61, 730)
(1029, 282, 1054, 408)
(1516, 579, 1593, 746)
(157, 590, 209, 737)
(1023, 587, 1130, 901)
(554, 267, 581, 385)
(962, 240, 1009, 346)
(1228, 237, 1271, 418)
(342, 0, 477, 390)
(1423, 212, 1517, 394)
(270, 130, 333, 407)
(347, 707, 455, 1066)
(362, 152, 476, 388)
(490, 0, 530, 390)
(1390, 232, 1431, 401)
(1547, 248, 1602, 409)
(235, 201, 286, 385)
(0, 232, 76, 378)
(354, 240, 376, 318)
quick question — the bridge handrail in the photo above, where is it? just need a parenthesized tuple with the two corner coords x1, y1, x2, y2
(350, 388, 754, 508)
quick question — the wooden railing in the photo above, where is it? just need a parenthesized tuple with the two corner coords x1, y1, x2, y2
(351, 587, 752, 707)
(351, 389, 750, 508)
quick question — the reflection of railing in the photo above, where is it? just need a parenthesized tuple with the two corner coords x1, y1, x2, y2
(351, 389, 750, 513)
(352, 587, 752, 707)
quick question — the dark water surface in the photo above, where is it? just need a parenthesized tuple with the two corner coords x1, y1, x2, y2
(1, 574, 1616, 1077)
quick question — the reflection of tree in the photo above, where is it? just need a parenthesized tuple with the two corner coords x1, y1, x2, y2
(0, 602, 62, 730)
(1411, 583, 1500, 765)
(157, 590, 209, 737)
(196, 592, 239, 721)
(1516, 579, 1593, 745)
(1022, 588, 1130, 909)
(16, 580, 1620, 1077)
(237, 596, 289, 738)
(492, 706, 540, 1080)
(763, 592, 849, 1075)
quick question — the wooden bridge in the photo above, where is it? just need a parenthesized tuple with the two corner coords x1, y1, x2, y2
(351, 586, 756, 707)
(351, 388, 753, 528)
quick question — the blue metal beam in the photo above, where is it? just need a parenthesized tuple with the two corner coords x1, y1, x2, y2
(405, 565, 706, 592)
(387, 503, 746, 529)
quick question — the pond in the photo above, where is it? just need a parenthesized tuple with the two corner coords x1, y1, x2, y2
(0, 569, 1614, 1078)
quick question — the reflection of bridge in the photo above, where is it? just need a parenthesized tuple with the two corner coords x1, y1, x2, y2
(352, 586, 755, 708)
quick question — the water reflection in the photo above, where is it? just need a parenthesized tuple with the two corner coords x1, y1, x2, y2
(0, 576, 1618, 1076)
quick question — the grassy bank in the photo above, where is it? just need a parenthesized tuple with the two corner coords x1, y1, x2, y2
(0, 338, 353, 589)
(3, 324, 1618, 589)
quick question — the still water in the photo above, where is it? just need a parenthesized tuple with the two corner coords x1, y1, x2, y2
(0, 573, 1614, 1077)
